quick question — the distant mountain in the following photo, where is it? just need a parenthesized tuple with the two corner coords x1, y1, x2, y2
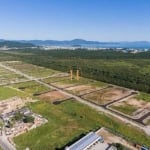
(19, 39, 120, 46)
(0, 41, 35, 48)
(19, 39, 150, 48)
(1, 39, 150, 48)
(0, 39, 5, 42)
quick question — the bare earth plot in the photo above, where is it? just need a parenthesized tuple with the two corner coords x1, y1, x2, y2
(2, 61, 60, 78)
(144, 116, 150, 125)
(0, 97, 36, 115)
(51, 81, 78, 89)
(82, 86, 131, 105)
(42, 76, 69, 84)
(51, 77, 107, 89)
(65, 84, 100, 95)
(97, 128, 137, 150)
(0, 66, 27, 85)
(110, 97, 150, 119)
(39, 90, 71, 103)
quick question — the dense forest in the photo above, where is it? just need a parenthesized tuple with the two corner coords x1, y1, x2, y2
(0, 49, 150, 93)
(0, 41, 35, 48)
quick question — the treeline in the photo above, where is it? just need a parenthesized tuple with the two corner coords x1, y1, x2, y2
(0, 41, 35, 48)
(1, 49, 150, 93)
(15, 48, 150, 59)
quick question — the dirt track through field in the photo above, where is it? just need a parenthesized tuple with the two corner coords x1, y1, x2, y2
(1, 62, 150, 137)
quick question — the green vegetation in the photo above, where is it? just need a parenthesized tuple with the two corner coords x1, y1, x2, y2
(136, 92, 150, 102)
(52, 77, 107, 88)
(12, 81, 51, 95)
(0, 66, 26, 84)
(3, 61, 59, 78)
(1, 49, 150, 93)
(12, 112, 24, 123)
(112, 143, 129, 150)
(0, 41, 34, 48)
(42, 76, 69, 83)
(146, 118, 150, 125)
(23, 115, 34, 123)
(111, 104, 137, 115)
(14, 100, 150, 150)
(0, 147, 3, 150)
(0, 86, 26, 100)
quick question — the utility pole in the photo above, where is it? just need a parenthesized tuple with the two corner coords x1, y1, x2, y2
(76, 69, 79, 81)
(70, 69, 73, 80)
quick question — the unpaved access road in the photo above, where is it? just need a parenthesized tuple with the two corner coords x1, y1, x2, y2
(1, 62, 150, 137)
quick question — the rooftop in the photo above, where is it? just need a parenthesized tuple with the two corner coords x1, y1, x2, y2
(65, 132, 103, 150)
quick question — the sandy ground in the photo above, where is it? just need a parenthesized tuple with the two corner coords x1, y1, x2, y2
(97, 128, 137, 150)
(51, 82, 76, 88)
(66, 85, 99, 95)
(143, 116, 150, 125)
(0, 97, 36, 114)
(39, 90, 70, 102)
(83, 87, 130, 105)
(112, 97, 150, 119)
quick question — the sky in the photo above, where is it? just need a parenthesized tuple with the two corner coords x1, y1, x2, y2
(0, 0, 150, 41)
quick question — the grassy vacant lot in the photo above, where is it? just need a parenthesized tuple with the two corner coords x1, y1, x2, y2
(136, 92, 150, 102)
(82, 87, 129, 105)
(42, 76, 69, 84)
(0, 86, 26, 100)
(57, 77, 107, 86)
(14, 100, 150, 150)
(111, 104, 137, 116)
(11, 81, 51, 95)
(0, 147, 3, 150)
(0, 66, 26, 84)
(52, 77, 107, 89)
(3, 61, 59, 78)
(146, 119, 150, 125)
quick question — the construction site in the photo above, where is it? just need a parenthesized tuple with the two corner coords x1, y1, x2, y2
(0, 61, 149, 150)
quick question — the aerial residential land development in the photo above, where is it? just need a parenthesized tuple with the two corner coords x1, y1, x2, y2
(0, 52, 149, 150)
(1, 1, 150, 150)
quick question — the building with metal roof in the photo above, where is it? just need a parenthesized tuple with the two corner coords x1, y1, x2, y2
(65, 132, 104, 150)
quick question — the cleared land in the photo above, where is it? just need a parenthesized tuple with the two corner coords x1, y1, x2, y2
(82, 86, 130, 105)
(0, 60, 149, 149)
(51, 77, 107, 89)
(0, 66, 26, 85)
(97, 128, 136, 150)
(65, 84, 98, 95)
(39, 90, 70, 103)
(110, 94, 150, 118)
(0, 97, 35, 114)
(42, 73, 69, 83)
(3, 61, 59, 78)
(13, 100, 150, 150)
(11, 81, 52, 96)
(0, 86, 26, 100)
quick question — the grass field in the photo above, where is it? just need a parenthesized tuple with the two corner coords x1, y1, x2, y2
(82, 87, 130, 105)
(13, 100, 150, 150)
(52, 77, 107, 89)
(111, 104, 137, 116)
(42, 76, 69, 84)
(136, 92, 150, 102)
(3, 61, 59, 78)
(146, 119, 150, 125)
(0, 66, 26, 85)
(0, 86, 26, 100)
(11, 81, 51, 95)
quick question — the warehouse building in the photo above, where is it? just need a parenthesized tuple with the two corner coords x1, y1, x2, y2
(65, 131, 113, 150)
